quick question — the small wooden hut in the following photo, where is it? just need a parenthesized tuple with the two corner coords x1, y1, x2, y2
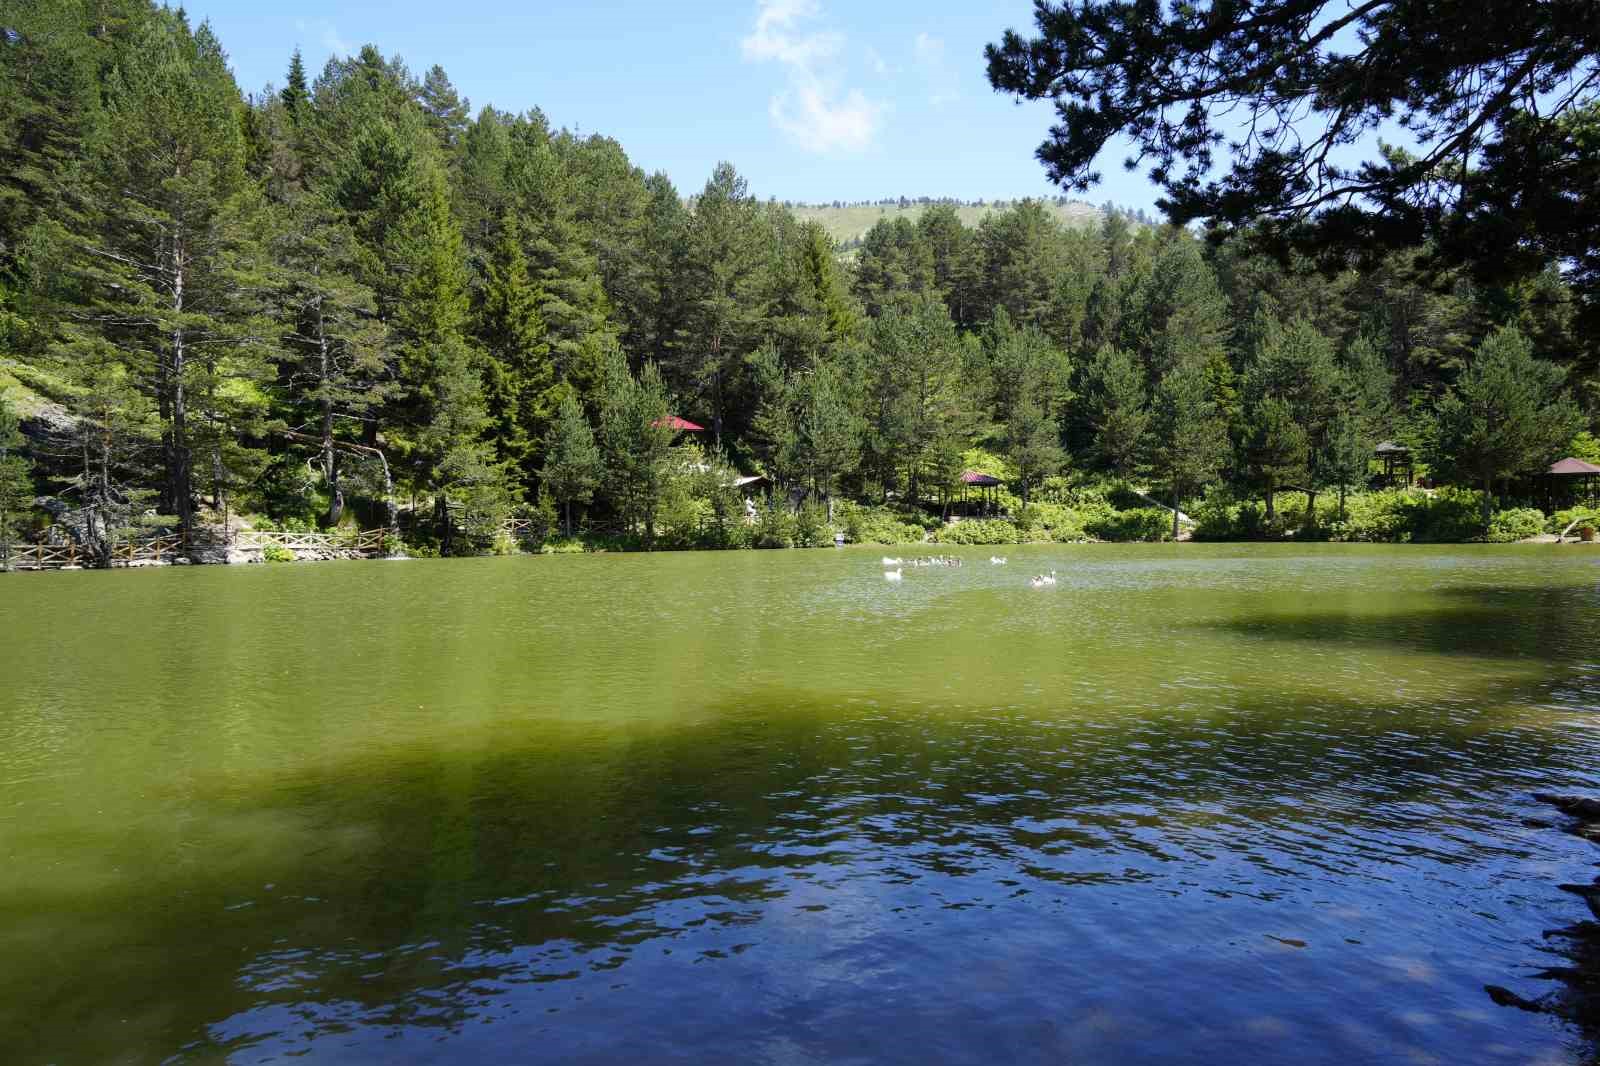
(959, 470, 1002, 516)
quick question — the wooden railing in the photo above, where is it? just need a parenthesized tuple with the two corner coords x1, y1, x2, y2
(503, 517, 537, 539)
(234, 529, 387, 555)
(113, 533, 185, 566)
(3, 527, 390, 571)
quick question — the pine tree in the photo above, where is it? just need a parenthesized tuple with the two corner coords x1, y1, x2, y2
(477, 213, 553, 483)
(280, 48, 309, 119)
(1083, 344, 1149, 476)
(62, 12, 260, 535)
(0, 396, 34, 561)
(418, 65, 470, 152)
(1428, 326, 1583, 529)
(1149, 361, 1230, 540)
(272, 193, 392, 527)
(1242, 396, 1309, 523)
(1008, 393, 1064, 506)
(541, 392, 602, 536)
(599, 349, 673, 545)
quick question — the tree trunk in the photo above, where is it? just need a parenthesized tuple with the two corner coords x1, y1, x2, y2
(1264, 481, 1276, 522)
(435, 494, 453, 556)
(317, 304, 344, 528)
(564, 499, 573, 538)
(1171, 482, 1181, 542)
(1339, 483, 1348, 521)
(1482, 475, 1494, 532)
(168, 233, 194, 536)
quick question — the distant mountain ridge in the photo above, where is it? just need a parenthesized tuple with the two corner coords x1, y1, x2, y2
(786, 197, 1142, 251)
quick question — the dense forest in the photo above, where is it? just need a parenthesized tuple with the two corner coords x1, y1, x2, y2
(2, 1, 1597, 561)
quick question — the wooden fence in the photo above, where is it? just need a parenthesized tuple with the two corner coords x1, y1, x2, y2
(2, 527, 389, 571)
(233, 529, 387, 555)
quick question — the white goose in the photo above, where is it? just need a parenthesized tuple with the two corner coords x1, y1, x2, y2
(990, 556, 1007, 565)
(884, 567, 903, 582)
(881, 556, 902, 567)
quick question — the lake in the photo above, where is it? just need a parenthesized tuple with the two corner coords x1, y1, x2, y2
(3, 544, 1599, 1064)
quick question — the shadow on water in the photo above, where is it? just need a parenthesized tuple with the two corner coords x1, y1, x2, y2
(6, 677, 1599, 1065)
(1190, 584, 1600, 666)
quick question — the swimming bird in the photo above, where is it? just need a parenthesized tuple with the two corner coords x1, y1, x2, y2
(881, 556, 902, 566)
(1042, 570, 1057, 585)
(990, 556, 1007, 565)
(1030, 574, 1047, 589)
(884, 567, 903, 581)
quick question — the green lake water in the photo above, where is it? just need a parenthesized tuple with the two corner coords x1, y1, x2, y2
(3, 544, 1600, 1064)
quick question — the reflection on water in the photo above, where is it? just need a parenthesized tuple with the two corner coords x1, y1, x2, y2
(2, 544, 1599, 1064)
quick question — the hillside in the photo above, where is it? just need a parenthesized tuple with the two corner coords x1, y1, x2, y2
(791, 199, 1110, 250)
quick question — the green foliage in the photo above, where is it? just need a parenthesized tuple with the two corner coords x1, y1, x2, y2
(1569, 431, 1600, 464)
(1428, 327, 1583, 527)
(835, 501, 929, 545)
(1547, 506, 1600, 534)
(1321, 488, 1497, 543)
(1085, 506, 1171, 542)
(794, 502, 830, 548)
(754, 500, 796, 549)
(1486, 507, 1546, 543)
(2, 12, 1594, 563)
(931, 519, 1022, 545)
(261, 544, 295, 563)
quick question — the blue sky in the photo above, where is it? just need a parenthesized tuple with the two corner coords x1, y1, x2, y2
(188, 0, 1165, 212)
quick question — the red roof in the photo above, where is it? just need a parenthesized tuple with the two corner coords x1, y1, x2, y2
(652, 416, 705, 431)
(1548, 457, 1600, 476)
(960, 470, 1002, 486)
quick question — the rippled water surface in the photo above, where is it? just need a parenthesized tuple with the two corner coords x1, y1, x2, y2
(4, 544, 1600, 1064)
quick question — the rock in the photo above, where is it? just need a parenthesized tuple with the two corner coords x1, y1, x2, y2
(1535, 794, 1600, 821)
(1486, 985, 1545, 1012)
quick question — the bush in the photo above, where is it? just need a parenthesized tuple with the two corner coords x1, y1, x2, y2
(793, 502, 831, 547)
(1024, 502, 1088, 542)
(1548, 506, 1600, 534)
(1088, 507, 1172, 542)
(754, 501, 795, 549)
(1486, 507, 1546, 543)
(539, 537, 588, 554)
(262, 544, 294, 563)
(1327, 491, 1415, 542)
(1410, 486, 1486, 542)
(931, 518, 1021, 545)
(836, 501, 928, 545)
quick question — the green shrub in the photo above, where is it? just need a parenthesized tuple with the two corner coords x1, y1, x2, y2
(1410, 486, 1486, 542)
(836, 501, 928, 545)
(793, 502, 830, 547)
(1327, 490, 1414, 542)
(754, 501, 795, 549)
(1547, 506, 1600, 534)
(1088, 507, 1171, 542)
(539, 537, 588, 554)
(261, 544, 294, 563)
(1486, 507, 1546, 543)
(490, 531, 519, 556)
(931, 518, 1021, 545)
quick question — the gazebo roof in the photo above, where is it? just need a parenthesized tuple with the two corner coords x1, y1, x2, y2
(1374, 441, 1410, 455)
(1548, 457, 1600, 476)
(652, 415, 705, 431)
(960, 470, 1002, 486)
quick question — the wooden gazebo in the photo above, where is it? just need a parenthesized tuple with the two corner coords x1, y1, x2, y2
(1374, 441, 1413, 487)
(1546, 457, 1600, 507)
(959, 470, 1002, 515)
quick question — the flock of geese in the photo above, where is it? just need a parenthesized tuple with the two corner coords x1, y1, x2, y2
(881, 555, 1057, 588)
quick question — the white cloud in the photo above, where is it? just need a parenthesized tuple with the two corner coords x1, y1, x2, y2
(741, 1, 883, 154)
(294, 18, 350, 58)
(912, 30, 960, 107)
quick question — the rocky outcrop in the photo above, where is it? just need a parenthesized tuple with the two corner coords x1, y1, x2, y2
(1485, 794, 1600, 1045)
